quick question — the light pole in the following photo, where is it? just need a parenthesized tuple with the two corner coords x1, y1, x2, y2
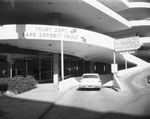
(61, 39, 64, 81)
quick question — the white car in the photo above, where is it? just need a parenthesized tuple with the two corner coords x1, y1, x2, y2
(79, 73, 102, 89)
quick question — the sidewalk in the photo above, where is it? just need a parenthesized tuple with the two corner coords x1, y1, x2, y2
(0, 84, 65, 119)
(0, 81, 114, 119)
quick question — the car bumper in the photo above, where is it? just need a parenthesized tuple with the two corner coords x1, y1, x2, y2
(79, 84, 101, 89)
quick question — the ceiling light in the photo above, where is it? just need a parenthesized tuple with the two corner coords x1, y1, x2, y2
(48, 2, 52, 5)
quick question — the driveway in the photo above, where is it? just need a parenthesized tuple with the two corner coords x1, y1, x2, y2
(1, 67, 150, 119)
(40, 67, 150, 119)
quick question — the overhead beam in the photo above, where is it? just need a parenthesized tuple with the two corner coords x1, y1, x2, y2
(82, 0, 131, 29)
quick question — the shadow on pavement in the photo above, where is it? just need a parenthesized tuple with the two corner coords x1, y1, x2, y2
(39, 103, 150, 119)
(1, 95, 150, 119)
(0, 95, 53, 119)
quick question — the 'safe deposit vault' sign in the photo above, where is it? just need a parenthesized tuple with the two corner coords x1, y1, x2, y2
(114, 36, 141, 52)
(23, 25, 80, 41)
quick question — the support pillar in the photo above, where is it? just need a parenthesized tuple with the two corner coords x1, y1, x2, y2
(53, 53, 59, 84)
(112, 51, 124, 90)
(61, 39, 64, 81)
(39, 56, 41, 80)
(90, 61, 94, 73)
(25, 58, 28, 76)
(125, 60, 128, 69)
(10, 62, 13, 78)
(7, 55, 14, 78)
(49, 13, 63, 90)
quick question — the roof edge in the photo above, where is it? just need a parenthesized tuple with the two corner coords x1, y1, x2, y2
(83, 0, 131, 28)
(130, 20, 150, 27)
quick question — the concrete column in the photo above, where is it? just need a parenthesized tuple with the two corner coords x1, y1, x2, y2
(7, 60, 14, 78)
(90, 61, 94, 73)
(49, 13, 64, 91)
(25, 58, 28, 76)
(105, 64, 110, 73)
(7, 54, 14, 78)
(10, 62, 13, 78)
(39, 56, 41, 80)
(53, 53, 59, 84)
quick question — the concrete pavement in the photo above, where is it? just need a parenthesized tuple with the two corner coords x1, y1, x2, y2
(0, 79, 114, 119)
(1, 65, 150, 119)
(0, 84, 65, 119)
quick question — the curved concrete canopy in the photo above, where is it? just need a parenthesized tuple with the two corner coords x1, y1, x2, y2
(0, 24, 125, 64)
(0, 0, 131, 33)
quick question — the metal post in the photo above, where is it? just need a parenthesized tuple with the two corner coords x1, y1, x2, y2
(83, 60, 85, 73)
(61, 39, 64, 81)
(125, 60, 127, 69)
(15, 62, 17, 75)
(113, 50, 116, 64)
(15, 68, 17, 75)
(10, 61, 12, 78)
(39, 56, 41, 80)
(26, 58, 28, 76)
(113, 50, 116, 87)
(51, 56, 53, 80)
(69, 58, 71, 75)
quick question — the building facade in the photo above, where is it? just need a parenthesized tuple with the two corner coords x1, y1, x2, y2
(0, 0, 150, 84)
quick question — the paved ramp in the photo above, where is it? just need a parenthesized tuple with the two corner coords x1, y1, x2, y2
(121, 52, 148, 66)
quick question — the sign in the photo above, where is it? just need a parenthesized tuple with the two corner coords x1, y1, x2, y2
(114, 36, 141, 52)
(111, 63, 118, 74)
(23, 25, 80, 41)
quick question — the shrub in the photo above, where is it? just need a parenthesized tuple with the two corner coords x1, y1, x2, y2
(0, 78, 9, 92)
(0, 75, 38, 94)
(0, 83, 8, 92)
(24, 75, 38, 87)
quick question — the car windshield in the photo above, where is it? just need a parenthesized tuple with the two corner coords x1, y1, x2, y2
(83, 75, 98, 79)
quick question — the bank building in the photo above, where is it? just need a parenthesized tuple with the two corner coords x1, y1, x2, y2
(0, 0, 150, 89)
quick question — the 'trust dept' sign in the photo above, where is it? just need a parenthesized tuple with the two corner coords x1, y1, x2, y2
(23, 25, 80, 41)
(114, 36, 141, 52)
